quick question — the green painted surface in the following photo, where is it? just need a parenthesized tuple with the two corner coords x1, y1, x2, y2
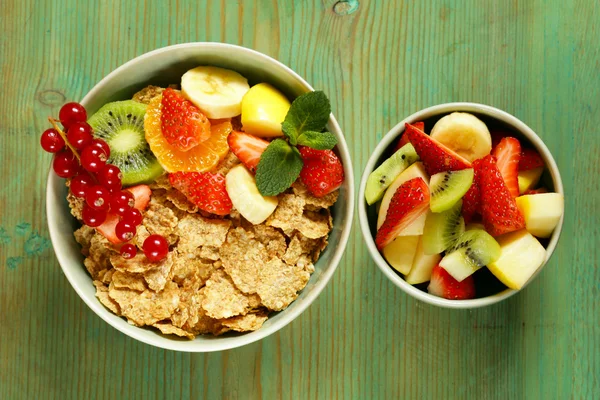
(1, 0, 598, 398)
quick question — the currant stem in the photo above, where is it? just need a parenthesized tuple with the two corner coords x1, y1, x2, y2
(48, 117, 81, 161)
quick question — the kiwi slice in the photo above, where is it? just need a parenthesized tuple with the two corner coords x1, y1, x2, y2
(429, 168, 474, 213)
(88, 100, 163, 186)
(365, 143, 419, 205)
(422, 200, 465, 255)
(439, 229, 501, 282)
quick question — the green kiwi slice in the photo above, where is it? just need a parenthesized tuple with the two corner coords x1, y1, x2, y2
(365, 143, 419, 205)
(422, 200, 465, 255)
(88, 100, 163, 186)
(429, 168, 474, 213)
(439, 229, 501, 282)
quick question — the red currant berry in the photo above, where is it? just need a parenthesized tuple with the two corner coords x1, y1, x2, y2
(81, 144, 107, 173)
(115, 221, 136, 242)
(82, 204, 107, 227)
(97, 164, 122, 192)
(143, 234, 169, 262)
(120, 243, 137, 259)
(52, 150, 79, 178)
(85, 185, 111, 211)
(70, 173, 94, 198)
(66, 121, 93, 150)
(59, 102, 87, 130)
(40, 128, 65, 153)
(110, 190, 135, 216)
(122, 208, 143, 226)
(89, 138, 110, 159)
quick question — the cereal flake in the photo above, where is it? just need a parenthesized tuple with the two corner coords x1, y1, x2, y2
(176, 214, 231, 253)
(108, 281, 179, 326)
(219, 228, 268, 294)
(93, 281, 120, 314)
(110, 251, 173, 274)
(257, 258, 310, 311)
(266, 194, 305, 235)
(222, 311, 269, 332)
(202, 269, 260, 319)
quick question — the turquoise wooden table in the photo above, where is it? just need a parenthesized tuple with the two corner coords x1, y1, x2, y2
(1, 0, 598, 399)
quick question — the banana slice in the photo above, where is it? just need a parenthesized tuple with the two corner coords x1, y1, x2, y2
(181, 66, 250, 119)
(430, 112, 492, 162)
(225, 164, 279, 225)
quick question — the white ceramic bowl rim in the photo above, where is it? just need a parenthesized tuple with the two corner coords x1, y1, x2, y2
(358, 102, 564, 309)
(46, 42, 355, 351)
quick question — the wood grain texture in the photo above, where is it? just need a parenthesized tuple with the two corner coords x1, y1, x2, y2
(1, 0, 598, 399)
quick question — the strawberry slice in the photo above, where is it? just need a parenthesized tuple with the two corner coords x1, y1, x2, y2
(375, 177, 430, 250)
(394, 121, 425, 151)
(461, 158, 483, 224)
(427, 264, 475, 300)
(160, 88, 211, 151)
(299, 147, 344, 198)
(97, 184, 152, 244)
(404, 123, 471, 175)
(492, 137, 521, 197)
(479, 155, 525, 236)
(169, 171, 232, 216)
(227, 131, 269, 173)
(519, 148, 544, 171)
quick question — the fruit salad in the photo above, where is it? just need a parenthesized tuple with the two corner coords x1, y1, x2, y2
(365, 112, 563, 300)
(41, 66, 344, 338)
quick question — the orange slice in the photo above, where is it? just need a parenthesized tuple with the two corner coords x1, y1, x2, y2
(144, 96, 231, 172)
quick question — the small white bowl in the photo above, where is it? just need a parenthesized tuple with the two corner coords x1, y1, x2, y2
(358, 102, 564, 309)
(46, 43, 354, 351)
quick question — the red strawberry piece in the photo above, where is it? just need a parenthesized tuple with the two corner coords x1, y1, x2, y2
(375, 177, 430, 250)
(519, 148, 545, 171)
(160, 88, 211, 151)
(394, 121, 425, 151)
(461, 158, 483, 224)
(479, 155, 525, 236)
(427, 264, 475, 300)
(169, 171, 232, 216)
(96, 184, 152, 244)
(492, 137, 521, 198)
(524, 187, 549, 195)
(227, 130, 269, 173)
(298, 147, 344, 198)
(404, 123, 472, 175)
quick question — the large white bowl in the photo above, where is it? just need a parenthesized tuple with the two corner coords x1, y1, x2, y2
(46, 43, 354, 351)
(358, 103, 564, 309)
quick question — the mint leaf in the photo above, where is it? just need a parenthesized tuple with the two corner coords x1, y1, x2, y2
(256, 139, 304, 196)
(297, 131, 337, 150)
(282, 91, 331, 143)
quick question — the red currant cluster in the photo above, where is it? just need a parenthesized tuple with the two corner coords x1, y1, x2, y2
(41, 102, 169, 262)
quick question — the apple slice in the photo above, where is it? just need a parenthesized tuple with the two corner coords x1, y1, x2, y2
(382, 235, 419, 275)
(487, 229, 546, 289)
(405, 236, 442, 284)
(377, 162, 429, 235)
(515, 193, 564, 238)
(517, 167, 544, 194)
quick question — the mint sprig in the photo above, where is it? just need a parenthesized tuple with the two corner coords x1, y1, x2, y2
(255, 90, 337, 196)
(255, 139, 303, 196)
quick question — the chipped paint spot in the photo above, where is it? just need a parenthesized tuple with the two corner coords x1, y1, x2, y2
(15, 222, 31, 237)
(7, 256, 23, 270)
(24, 232, 51, 257)
(0, 227, 10, 245)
